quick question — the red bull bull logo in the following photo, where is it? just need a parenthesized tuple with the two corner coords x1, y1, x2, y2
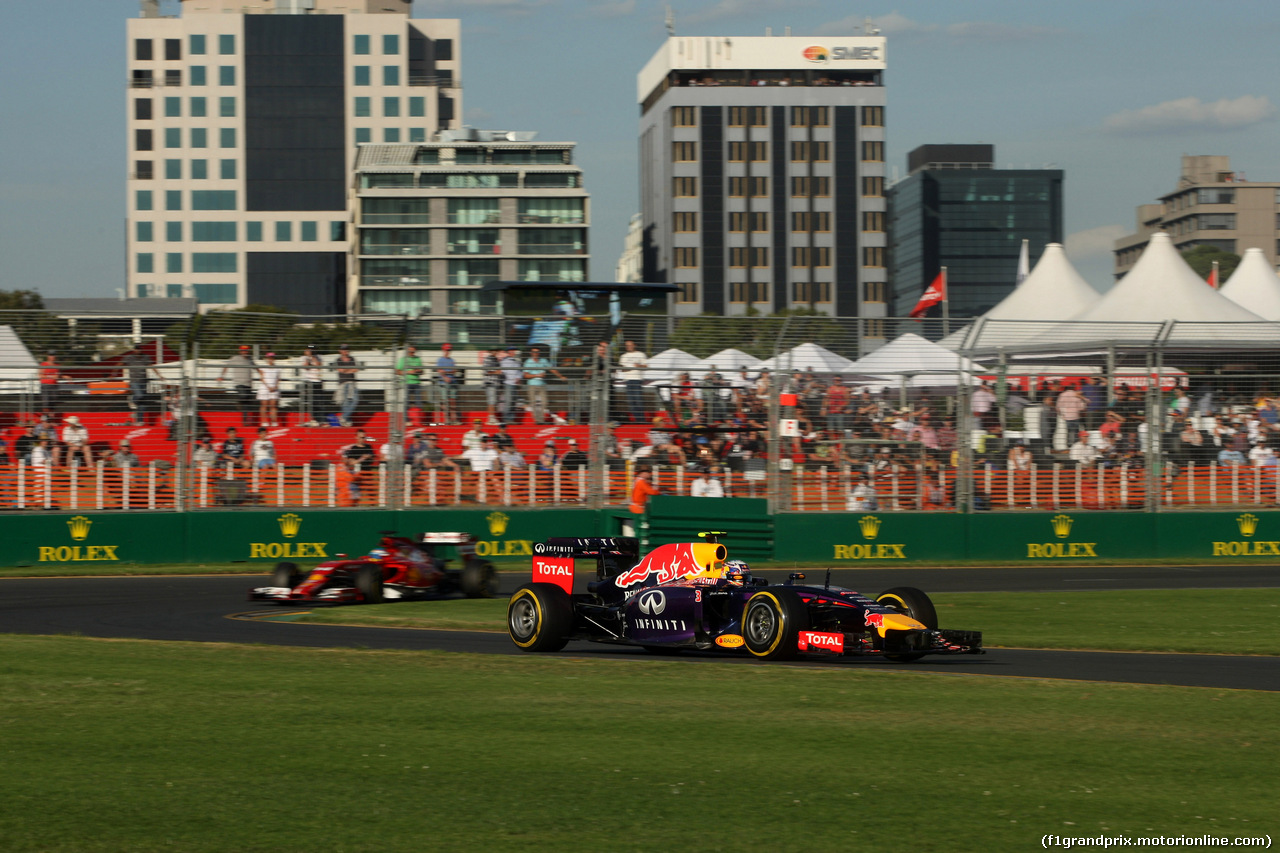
(614, 543, 704, 589)
(864, 612, 886, 630)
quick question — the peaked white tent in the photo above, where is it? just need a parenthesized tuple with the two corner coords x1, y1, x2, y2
(0, 326, 38, 392)
(1069, 232, 1264, 325)
(846, 333, 986, 387)
(942, 243, 1100, 351)
(757, 342, 856, 374)
(1220, 247, 1280, 321)
(643, 348, 702, 384)
(696, 348, 762, 372)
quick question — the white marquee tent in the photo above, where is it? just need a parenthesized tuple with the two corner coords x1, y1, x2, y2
(1219, 247, 1280, 321)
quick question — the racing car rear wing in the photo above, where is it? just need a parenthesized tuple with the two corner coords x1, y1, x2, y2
(534, 538, 640, 559)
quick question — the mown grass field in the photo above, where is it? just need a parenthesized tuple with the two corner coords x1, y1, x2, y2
(292, 588, 1280, 656)
(0, 634, 1275, 853)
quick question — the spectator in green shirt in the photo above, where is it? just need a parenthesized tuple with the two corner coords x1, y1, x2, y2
(396, 345, 425, 412)
(522, 346, 565, 425)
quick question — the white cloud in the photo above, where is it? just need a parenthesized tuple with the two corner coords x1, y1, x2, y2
(678, 0, 800, 27)
(815, 12, 1060, 40)
(1103, 95, 1277, 135)
(587, 0, 635, 18)
(1065, 224, 1128, 260)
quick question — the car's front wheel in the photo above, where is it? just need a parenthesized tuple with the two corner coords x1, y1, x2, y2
(507, 583, 572, 652)
(271, 561, 302, 589)
(876, 586, 937, 662)
(742, 589, 809, 660)
(355, 564, 385, 604)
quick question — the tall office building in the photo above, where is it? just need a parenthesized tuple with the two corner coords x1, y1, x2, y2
(888, 144, 1063, 319)
(125, 0, 460, 314)
(1114, 155, 1280, 279)
(637, 34, 888, 345)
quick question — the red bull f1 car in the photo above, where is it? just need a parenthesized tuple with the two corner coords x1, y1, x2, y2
(250, 531, 498, 604)
(507, 534, 982, 661)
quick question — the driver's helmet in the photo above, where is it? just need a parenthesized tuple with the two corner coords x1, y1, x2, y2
(368, 548, 389, 560)
(723, 559, 750, 585)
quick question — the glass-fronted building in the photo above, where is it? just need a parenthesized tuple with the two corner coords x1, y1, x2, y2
(125, 0, 461, 313)
(353, 133, 588, 337)
(888, 144, 1063, 319)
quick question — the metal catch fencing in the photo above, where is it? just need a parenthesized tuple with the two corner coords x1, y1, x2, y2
(3, 307, 1280, 514)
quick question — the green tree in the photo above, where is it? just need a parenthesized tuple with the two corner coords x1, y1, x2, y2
(164, 305, 402, 359)
(1182, 245, 1240, 282)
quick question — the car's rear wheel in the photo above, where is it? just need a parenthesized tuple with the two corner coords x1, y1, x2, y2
(271, 561, 302, 589)
(460, 559, 498, 598)
(742, 589, 809, 660)
(355, 564, 385, 604)
(507, 583, 572, 652)
(876, 586, 937, 662)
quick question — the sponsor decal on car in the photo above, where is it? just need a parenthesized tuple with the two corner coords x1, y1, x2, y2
(632, 618, 688, 631)
(864, 612, 885, 629)
(715, 634, 745, 648)
(637, 589, 666, 615)
(613, 543, 703, 588)
(797, 631, 844, 653)
(532, 556, 574, 594)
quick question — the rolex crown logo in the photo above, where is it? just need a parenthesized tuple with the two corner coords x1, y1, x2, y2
(858, 515, 881, 540)
(1051, 513, 1074, 539)
(67, 515, 93, 542)
(1237, 512, 1259, 538)
(487, 511, 510, 537)
(278, 513, 303, 539)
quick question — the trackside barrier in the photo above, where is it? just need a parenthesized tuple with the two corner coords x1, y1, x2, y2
(5, 503, 1280, 567)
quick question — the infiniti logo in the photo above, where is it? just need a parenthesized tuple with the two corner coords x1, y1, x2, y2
(638, 590, 666, 615)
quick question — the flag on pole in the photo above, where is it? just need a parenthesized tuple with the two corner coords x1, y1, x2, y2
(910, 270, 947, 320)
(1207, 260, 1219, 289)
(1016, 239, 1030, 287)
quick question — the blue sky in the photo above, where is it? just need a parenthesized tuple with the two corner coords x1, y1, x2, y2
(2, 0, 1279, 299)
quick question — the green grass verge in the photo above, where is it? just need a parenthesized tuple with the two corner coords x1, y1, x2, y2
(0, 635, 1274, 853)
(291, 588, 1280, 656)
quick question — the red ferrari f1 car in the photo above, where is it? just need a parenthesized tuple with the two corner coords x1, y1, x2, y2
(250, 531, 498, 604)
(507, 534, 982, 661)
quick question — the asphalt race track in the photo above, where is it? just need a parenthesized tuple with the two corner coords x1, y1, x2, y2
(2, 565, 1278, 691)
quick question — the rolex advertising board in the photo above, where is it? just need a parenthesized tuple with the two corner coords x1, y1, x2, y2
(1154, 511, 1280, 559)
(965, 512, 1156, 562)
(774, 512, 967, 563)
(2, 512, 186, 566)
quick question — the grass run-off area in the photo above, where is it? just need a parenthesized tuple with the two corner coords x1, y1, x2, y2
(292, 588, 1280, 656)
(0, 634, 1275, 853)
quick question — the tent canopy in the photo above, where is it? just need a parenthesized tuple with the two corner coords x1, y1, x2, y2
(1220, 247, 1280, 321)
(757, 342, 855, 374)
(847, 333, 986, 387)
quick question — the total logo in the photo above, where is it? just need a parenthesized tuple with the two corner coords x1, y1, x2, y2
(797, 631, 844, 653)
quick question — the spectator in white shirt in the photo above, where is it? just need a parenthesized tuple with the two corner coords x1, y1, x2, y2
(617, 340, 648, 423)
(690, 468, 725, 498)
(1068, 431, 1098, 466)
(61, 416, 91, 468)
(251, 427, 277, 469)
(1249, 439, 1276, 467)
(461, 436, 500, 472)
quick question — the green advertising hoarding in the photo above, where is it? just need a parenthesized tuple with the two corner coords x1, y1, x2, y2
(0, 512, 188, 566)
(774, 511, 968, 564)
(965, 512, 1158, 562)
